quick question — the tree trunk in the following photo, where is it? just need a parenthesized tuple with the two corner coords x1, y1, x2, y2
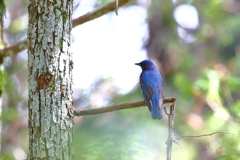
(27, 0, 74, 159)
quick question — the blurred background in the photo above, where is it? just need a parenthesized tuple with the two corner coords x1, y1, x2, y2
(1, 0, 240, 159)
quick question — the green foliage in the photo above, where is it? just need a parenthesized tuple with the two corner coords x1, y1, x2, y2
(173, 72, 193, 98)
(228, 76, 240, 92)
(8, 17, 27, 33)
(232, 101, 240, 117)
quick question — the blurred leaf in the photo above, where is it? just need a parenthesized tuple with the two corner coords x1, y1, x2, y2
(228, 76, 240, 92)
(9, 17, 27, 33)
(173, 73, 193, 98)
(232, 100, 240, 117)
(0, 69, 5, 96)
(1, 107, 18, 121)
(207, 116, 225, 130)
(195, 77, 209, 91)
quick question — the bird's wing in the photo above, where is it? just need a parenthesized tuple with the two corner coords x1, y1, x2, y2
(140, 77, 154, 111)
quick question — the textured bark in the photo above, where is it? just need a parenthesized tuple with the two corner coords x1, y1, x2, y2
(27, 0, 74, 159)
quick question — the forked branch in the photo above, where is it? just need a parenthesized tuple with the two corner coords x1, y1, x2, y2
(163, 103, 234, 160)
(0, 0, 133, 59)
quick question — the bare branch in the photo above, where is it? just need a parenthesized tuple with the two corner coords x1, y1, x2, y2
(0, 40, 27, 58)
(115, 0, 119, 15)
(176, 131, 234, 139)
(72, 0, 131, 27)
(74, 97, 176, 116)
(164, 102, 178, 160)
(0, 0, 132, 59)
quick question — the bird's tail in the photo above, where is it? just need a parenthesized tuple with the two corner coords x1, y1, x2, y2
(151, 98, 163, 120)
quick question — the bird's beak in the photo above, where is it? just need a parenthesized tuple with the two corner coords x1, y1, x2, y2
(135, 62, 140, 66)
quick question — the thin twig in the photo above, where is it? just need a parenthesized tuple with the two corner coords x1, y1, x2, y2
(74, 98, 176, 116)
(176, 131, 234, 139)
(164, 102, 178, 160)
(115, 0, 119, 15)
(72, 0, 131, 27)
(0, 0, 132, 59)
(163, 103, 234, 160)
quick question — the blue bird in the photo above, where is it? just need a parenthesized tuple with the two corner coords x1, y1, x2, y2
(135, 60, 164, 120)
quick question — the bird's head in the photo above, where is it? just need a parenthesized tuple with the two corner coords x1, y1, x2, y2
(135, 60, 157, 71)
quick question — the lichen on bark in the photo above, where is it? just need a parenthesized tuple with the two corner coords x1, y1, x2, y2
(27, 0, 74, 159)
